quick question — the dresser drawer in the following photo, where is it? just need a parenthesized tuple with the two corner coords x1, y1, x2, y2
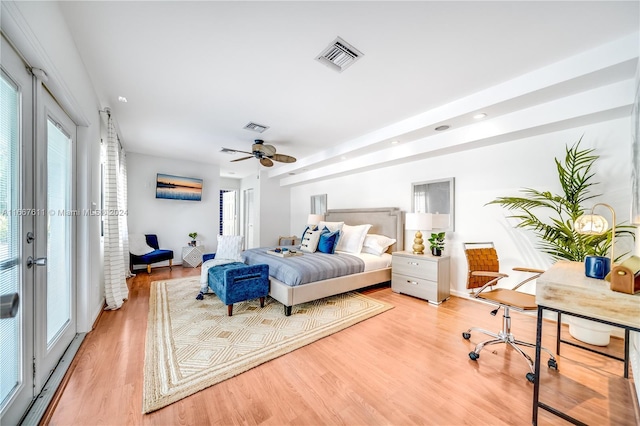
(392, 255, 438, 280)
(392, 273, 438, 301)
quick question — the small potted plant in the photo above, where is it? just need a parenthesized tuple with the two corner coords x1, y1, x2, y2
(428, 232, 445, 256)
(188, 232, 198, 247)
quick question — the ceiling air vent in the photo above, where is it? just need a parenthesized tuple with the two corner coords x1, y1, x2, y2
(316, 37, 363, 73)
(243, 122, 269, 133)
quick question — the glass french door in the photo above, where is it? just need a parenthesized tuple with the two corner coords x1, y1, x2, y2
(0, 34, 76, 425)
(221, 190, 237, 235)
(1, 34, 35, 426)
(35, 89, 76, 390)
(243, 188, 254, 249)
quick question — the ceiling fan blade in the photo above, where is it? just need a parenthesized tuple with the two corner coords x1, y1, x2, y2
(222, 147, 254, 155)
(271, 153, 297, 163)
(231, 156, 254, 162)
(260, 158, 274, 167)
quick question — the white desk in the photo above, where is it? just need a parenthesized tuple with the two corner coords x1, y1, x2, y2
(532, 261, 640, 425)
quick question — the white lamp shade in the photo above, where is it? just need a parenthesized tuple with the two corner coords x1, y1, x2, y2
(574, 214, 609, 235)
(307, 214, 324, 226)
(431, 213, 450, 229)
(405, 212, 433, 231)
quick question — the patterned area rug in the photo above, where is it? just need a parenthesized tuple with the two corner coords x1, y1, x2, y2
(143, 277, 393, 413)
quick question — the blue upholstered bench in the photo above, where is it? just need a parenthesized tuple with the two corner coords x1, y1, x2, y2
(207, 262, 269, 316)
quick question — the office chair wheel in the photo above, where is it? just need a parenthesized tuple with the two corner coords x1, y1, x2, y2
(462, 332, 471, 339)
(469, 351, 480, 361)
(548, 358, 558, 370)
(526, 372, 535, 383)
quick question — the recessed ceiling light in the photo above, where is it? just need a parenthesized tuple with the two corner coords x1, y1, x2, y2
(118, 96, 128, 103)
(341, 156, 347, 160)
(391, 140, 399, 145)
(435, 125, 450, 131)
(473, 113, 487, 119)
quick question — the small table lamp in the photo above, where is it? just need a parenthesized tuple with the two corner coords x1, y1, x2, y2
(307, 214, 324, 226)
(405, 213, 433, 255)
(574, 202, 616, 265)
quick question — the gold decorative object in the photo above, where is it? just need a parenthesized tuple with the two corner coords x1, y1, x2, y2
(405, 213, 432, 255)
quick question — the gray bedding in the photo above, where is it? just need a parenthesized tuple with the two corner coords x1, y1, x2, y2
(242, 247, 365, 287)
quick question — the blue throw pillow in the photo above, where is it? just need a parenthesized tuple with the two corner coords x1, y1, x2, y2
(317, 228, 340, 254)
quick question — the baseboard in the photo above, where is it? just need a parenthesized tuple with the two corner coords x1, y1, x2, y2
(21, 333, 86, 426)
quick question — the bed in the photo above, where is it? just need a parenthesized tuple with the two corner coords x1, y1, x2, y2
(243, 207, 404, 315)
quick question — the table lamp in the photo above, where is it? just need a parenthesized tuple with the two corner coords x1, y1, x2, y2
(574, 202, 616, 265)
(307, 214, 323, 226)
(405, 212, 432, 255)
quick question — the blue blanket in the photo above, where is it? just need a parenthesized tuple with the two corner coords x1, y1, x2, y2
(242, 248, 364, 287)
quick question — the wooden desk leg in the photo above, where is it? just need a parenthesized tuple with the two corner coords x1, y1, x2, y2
(532, 305, 544, 425)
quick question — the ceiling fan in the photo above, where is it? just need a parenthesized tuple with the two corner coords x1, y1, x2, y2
(223, 139, 297, 167)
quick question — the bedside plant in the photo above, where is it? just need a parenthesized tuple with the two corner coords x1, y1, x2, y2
(429, 232, 445, 256)
(188, 232, 198, 247)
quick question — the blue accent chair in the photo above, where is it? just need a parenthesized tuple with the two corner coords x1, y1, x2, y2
(129, 234, 174, 274)
(207, 262, 269, 316)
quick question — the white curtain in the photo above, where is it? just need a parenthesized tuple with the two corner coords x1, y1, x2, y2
(103, 115, 129, 309)
(119, 147, 134, 279)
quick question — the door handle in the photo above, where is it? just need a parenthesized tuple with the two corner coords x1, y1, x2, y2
(0, 293, 19, 319)
(27, 256, 47, 268)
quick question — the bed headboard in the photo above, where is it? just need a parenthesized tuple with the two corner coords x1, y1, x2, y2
(324, 207, 404, 253)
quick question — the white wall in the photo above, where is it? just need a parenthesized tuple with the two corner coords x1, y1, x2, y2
(290, 118, 632, 296)
(126, 153, 221, 263)
(239, 171, 291, 249)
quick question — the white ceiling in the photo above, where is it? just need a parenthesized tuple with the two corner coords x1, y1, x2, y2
(58, 1, 639, 181)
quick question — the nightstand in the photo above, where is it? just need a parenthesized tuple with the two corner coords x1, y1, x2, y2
(391, 251, 450, 304)
(182, 246, 204, 268)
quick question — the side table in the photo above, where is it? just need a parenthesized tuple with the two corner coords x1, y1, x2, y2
(391, 251, 450, 304)
(182, 246, 204, 268)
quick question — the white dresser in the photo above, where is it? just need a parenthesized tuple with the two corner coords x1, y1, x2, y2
(391, 251, 450, 304)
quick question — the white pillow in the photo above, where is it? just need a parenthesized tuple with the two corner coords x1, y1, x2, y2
(300, 229, 322, 253)
(216, 235, 244, 261)
(129, 233, 154, 256)
(361, 234, 397, 256)
(336, 224, 371, 254)
(317, 221, 344, 233)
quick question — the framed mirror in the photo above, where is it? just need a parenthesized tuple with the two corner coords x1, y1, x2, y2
(411, 178, 455, 231)
(310, 194, 327, 215)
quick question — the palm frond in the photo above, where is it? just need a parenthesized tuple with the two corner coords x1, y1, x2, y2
(487, 138, 634, 261)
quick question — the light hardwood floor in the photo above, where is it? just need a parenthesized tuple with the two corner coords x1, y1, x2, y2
(43, 266, 638, 425)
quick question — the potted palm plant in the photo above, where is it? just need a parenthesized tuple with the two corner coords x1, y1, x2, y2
(428, 232, 445, 256)
(488, 138, 634, 346)
(487, 138, 633, 261)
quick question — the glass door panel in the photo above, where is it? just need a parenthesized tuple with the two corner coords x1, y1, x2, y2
(0, 68, 21, 414)
(46, 120, 72, 345)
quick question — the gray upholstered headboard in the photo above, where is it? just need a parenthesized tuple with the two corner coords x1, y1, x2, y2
(324, 207, 404, 253)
